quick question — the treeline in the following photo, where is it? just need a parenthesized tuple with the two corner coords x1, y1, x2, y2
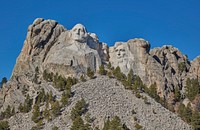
(106, 63, 200, 129)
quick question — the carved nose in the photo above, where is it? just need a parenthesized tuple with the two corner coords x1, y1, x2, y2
(118, 52, 120, 56)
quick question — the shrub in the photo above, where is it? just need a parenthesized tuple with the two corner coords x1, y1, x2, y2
(135, 92, 141, 98)
(178, 62, 186, 73)
(135, 123, 143, 130)
(52, 126, 59, 130)
(103, 116, 125, 130)
(148, 83, 160, 102)
(107, 71, 113, 78)
(32, 104, 41, 123)
(51, 101, 61, 117)
(43, 107, 51, 121)
(0, 77, 7, 88)
(143, 96, 150, 104)
(112, 66, 126, 81)
(127, 69, 134, 86)
(185, 78, 200, 101)
(0, 120, 9, 130)
(132, 109, 136, 115)
(107, 62, 112, 70)
(87, 68, 94, 79)
(99, 65, 107, 75)
(70, 98, 87, 120)
(174, 87, 181, 102)
(80, 75, 86, 82)
(18, 94, 33, 113)
(61, 90, 70, 106)
(70, 116, 90, 130)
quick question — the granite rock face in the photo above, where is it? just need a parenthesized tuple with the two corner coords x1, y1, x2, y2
(12, 19, 108, 79)
(189, 56, 200, 80)
(12, 18, 65, 78)
(109, 39, 165, 97)
(150, 46, 190, 98)
(8, 18, 200, 102)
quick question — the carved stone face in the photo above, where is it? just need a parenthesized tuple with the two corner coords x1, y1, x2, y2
(71, 24, 88, 42)
(115, 44, 126, 63)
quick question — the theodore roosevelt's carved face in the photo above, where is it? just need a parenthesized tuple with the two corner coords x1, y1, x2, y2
(71, 24, 88, 42)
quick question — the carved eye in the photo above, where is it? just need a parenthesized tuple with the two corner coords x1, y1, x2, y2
(115, 49, 118, 52)
(80, 28, 85, 33)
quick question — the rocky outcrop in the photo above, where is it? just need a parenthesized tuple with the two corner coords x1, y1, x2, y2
(150, 46, 190, 98)
(12, 18, 65, 79)
(43, 24, 106, 77)
(109, 39, 165, 97)
(12, 19, 108, 79)
(189, 56, 200, 80)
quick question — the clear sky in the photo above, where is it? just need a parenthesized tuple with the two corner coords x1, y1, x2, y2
(0, 0, 200, 80)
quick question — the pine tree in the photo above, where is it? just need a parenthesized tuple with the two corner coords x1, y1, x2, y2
(43, 107, 51, 121)
(109, 116, 124, 130)
(49, 91, 54, 102)
(99, 64, 107, 75)
(108, 62, 112, 70)
(191, 110, 200, 129)
(80, 75, 86, 82)
(107, 71, 113, 78)
(61, 90, 70, 106)
(11, 107, 15, 116)
(18, 103, 24, 112)
(32, 104, 41, 123)
(71, 98, 87, 120)
(174, 87, 181, 102)
(127, 69, 134, 86)
(70, 116, 85, 130)
(0, 120, 9, 130)
(5, 105, 11, 118)
(1, 77, 7, 85)
(87, 67, 94, 79)
(185, 78, 200, 101)
(52, 126, 59, 130)
(148, 83, 160, 101)
(33, 67, 39, 83)
(103, 118, 110, 130)
(113, 66, 126, 81)
(103, 116, 125, 130)
(24, 94, 33, 112)
(51, 101, 61, 117)
(178, 103, 192, 123)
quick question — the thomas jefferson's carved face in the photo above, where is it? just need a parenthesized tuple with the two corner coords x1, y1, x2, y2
(71, 24, 88, 42)
(115, 44, 126, 63)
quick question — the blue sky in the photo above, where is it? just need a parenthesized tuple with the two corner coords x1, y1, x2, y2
(0, 0, 200, 79)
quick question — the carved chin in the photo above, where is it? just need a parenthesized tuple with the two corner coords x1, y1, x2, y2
(117, 58, 123, 63)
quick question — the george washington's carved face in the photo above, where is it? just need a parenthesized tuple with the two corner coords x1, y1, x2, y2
(71, 24, 88, 42)
(115, 44, 126, 63)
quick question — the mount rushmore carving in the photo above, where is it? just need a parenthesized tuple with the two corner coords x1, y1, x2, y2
(11, 18, 200, 99)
